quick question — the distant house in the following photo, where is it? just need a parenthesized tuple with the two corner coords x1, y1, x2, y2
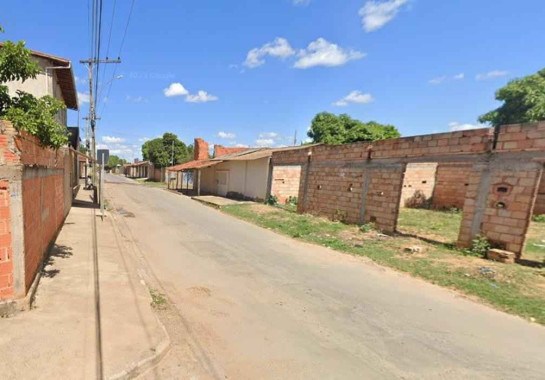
(167, 138, 274, 201)
(168, 138, 318, 201)
(124, 160, 154, 179)
(1, 43, 79, 125)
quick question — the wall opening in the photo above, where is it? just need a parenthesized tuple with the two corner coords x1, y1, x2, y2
(396, 162, 465, 245)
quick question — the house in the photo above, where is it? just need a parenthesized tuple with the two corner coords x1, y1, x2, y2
(1, 43, 78, 126)
(124, 160, 154, 179)
(168, 138, 274, 201)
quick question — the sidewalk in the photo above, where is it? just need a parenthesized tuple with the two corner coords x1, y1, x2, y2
(0, 189, 169, 379)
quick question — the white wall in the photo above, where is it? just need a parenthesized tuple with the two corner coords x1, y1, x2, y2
(5, 56, 68, 126)
(198, 158, 270, 200)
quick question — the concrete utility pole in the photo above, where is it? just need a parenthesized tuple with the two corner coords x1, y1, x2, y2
(80, 58, 121, 191)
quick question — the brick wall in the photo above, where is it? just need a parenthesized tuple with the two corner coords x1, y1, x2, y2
(194, 138, 209, 161)
(0, 121, 74, 301)
(432, 163, 474, 210)
(272, 122, 545, 256)
(535, 176, 545, 215)
(271, 165, 302, 204)
(400, 163, 437, 207)
(214, 145, 248, 158)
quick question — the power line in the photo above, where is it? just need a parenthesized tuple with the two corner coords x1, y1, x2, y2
(99, 0, 136, 116)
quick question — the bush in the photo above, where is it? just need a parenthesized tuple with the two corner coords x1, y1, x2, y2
(465, 235, 491, 257)
(359, 223, 375, 233)
(265, 195, 278, 206)
(286, 196, 298, 206)
(532, 214, 545, 223)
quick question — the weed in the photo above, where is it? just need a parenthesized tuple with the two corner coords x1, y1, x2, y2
(149, 289, 168, 310)
(533, 214, 545, 223)
(265, 195, 278, 206)
(359, 223, 376, 233)
(286, 196, 298, 206)
(465, 235, 491, 257)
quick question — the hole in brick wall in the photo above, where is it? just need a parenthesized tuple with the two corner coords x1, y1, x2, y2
(422, 180, 427, 184)
(495, 201, 507, 209)
(370, 216, 377, 223)
(497, 186, 509, 193)
(317, 185, 322, 190)
(465, 183, 469, 186)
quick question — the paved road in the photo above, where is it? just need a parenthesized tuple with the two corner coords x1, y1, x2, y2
(105, 174, 545, 380)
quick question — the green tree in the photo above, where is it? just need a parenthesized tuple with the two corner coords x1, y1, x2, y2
(0, 28, 69, 148)
(107, 155, 126, 169)
(307, 112, 400, 144)
(142, 133, 193, 168)
(479, 69, 545, 127)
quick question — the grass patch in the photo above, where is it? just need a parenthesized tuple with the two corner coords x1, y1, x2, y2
(223, 203, 545, 325)
(398, 208, 462, 244)
(149, 288, 168, 310)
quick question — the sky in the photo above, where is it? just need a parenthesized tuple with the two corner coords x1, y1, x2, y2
(1, 0, 544, 160)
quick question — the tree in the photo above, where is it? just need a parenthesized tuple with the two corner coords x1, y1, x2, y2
(307, 112, 400, 144)
(142, 133, 193, 168)
(0, 28, 69, 149)
(479, 69, 545, 127)
(107, 155, 126, 169)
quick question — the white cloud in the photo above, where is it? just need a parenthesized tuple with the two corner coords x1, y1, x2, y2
(259, 132, 279, 139)
(163, 82, 189, 97)
(138, 137, 150, 143)
(453, 73, 465, 80)
(333, 91, 374, 106)
(359, 0, 409, 32)
(476, 70, 509, 81)
(429, 73, 465, 85)
(102, 136, 125, 144)
(126, 95, 148, 103)
(294, 38, 365, 69)
(218, 131, 236, 139)
(78, 92, 90, 104)
(448, 122, 486, 132)
(255, 138, 275, 147)
(185, 90, 218, 103)
(233, 143, 249, 148)
(293, 0, 311, 5)
(429, 76, 446, 85)
(244, 38, 296, 68)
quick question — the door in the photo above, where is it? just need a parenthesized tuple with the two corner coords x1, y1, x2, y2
(216, 171, 229, 196)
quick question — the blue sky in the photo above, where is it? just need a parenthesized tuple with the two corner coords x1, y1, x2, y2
(1, 0, 544, 159)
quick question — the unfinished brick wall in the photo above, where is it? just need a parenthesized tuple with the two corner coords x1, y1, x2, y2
(194, 138, 209, 161)
(432, 163, 473, 210)
(270, 165, 302, 204)
(272, 122, 545, 257)
(0, 121, 74, 302)
(534, 176, 545, 215)
(400, 163, 437, 207)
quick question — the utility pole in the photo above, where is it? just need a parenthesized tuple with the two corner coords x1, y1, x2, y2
(293, 130, 297, 146)
(80, 58, 120, 203)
